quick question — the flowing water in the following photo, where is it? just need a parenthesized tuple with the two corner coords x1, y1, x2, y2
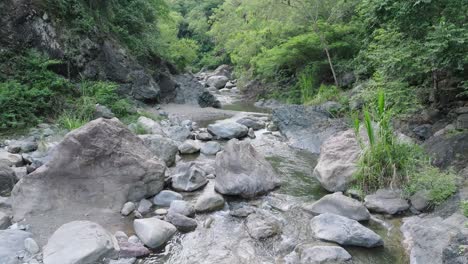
(141, 101, 408, 264)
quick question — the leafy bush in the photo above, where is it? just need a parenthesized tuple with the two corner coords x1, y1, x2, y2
(406, 167, 457, 206)
(462, 201, 468, 217)
(57, 111, 89, 130)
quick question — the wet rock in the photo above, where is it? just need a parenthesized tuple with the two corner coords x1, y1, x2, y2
(43, 221, 118, 264)
(196, 132, 213, 141)
(155, 209, 167, 215)
(166, 212, 198, 232)
(207, 75, 229, 89)
(208, 121, 249, 139)
(236, 117, 265, 130)
(310, 213, 383, 248)
(11, 167, 27, 180)
(172, 162, 208, 192)
(140, 134, 178, 166)
(304, 192, 370, 221)
(0, 212, 11, 229)
(94, 104, 115, 119)
(215, 139, 280, 198)
(168, 200, 195, 217)
(133, 218, 177, 248)
(401, 213, 466, 264)
(178, 140, 200, 154)
(0, 150, 23, 167)
(118, 240, 150, 258)
(200, 141, 221, 155)
(410, 191, 430, 212)
(229, 207, 255, 218)
(11, 118, 166, 243)
(23, 238, 39, 254)
(245, 212, 282, 240)
(121, 202, 136, 216)
(0, 165, 17, 196)
(456, 114, 468, 130)
(6, 139, 38, 154)
(364, 189, 409, 215)
(0, 229, 32, 264)
(210, 65, 233, 79)
(137, 199, 153, 214)
(298, 245, 352, 264)
(137, 116, 164, 135)
(153, 190, 183, 207)
(266, 123, 279, 132)
(195, 182, 225, 213)
(413, 124, 432, 140)
(423, 130, 468, 170)
(162, 125, 191, 142)
(313, 129, 361, 192)
(109, 258, 137, 264)
(247, 128, 256, 139)
(442, 232, 468, 264)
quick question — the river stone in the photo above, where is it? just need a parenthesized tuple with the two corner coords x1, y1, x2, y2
(364, 189, 409, 215)
(196, 132, 213, 141)
(109, 258, 137, 264)
(310, 213, 383, 248)
(166, 212, 198, 232)
(401, 213, 466, 264)
(0, 229, 32, 264)
(0, 211, 11, 229)
(178, 140, 200, 154)
(298, 245, 352, 264)
(207, 121, 248, 139)
(245, 212, 282, 240)
(195, 182, 225, 213)
(200, 141, 221, 155)
(121, 202, 136, 216)
(139, 134, 178, 166)
(168, 200, 195, 217)
(0, 165, 17, 196)
(7, 138, 38, 154)
(410, 190, 430, 212)
(153, 190, 183, 207)
(172, 162, 208, 192)
(0, 150, 23, 167)
(162, 125, 191, 142)
(118, 240, 150, 258)
(207, 75, 229, 89)
(313, 129, 361, 192)
(94, 104, 114, 119)
(133, 218, 177, 248)
(137, 116, 164, 135)
(235, 117, 265, 130)
(12, 167, 27, 180)
(43, 221, 119, 264)
(24, 238, 39, 254)
(137, 199, 153, 214)
(11, 118, 166, 243)
(304, 192, 370, 221)
(215, 139, 281, 198)
(247, 128, 256, 139)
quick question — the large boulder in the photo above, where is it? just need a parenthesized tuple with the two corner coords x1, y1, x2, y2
(207, 76, 229, 89)
(195, 182, 225, 213)
(401, 213, 466, 264)
(214, 139, 281, 198)
(172, 162, 208, 192)
(298, 245, 352, 264)
(43, 221, 119, 264)
(313, 129, 361, 192)
(0, 150, 23, 167)
(133, 218, 177, 248)
(0, 229, 32, 264)
(11, 118, 166, 243)
(200, 141, 221, 155)
(235, 117, 265, 131)
(423, 131, 468, 170)
(364, 189, 409, 215)
(245, 212, 282, 240)
(0, 165, 17, 196)
(136, 117, 164, 135)
(173, 74, 221, 108)
(304, 192, 370, 221)
(310, 213, 383, 248)
(139, 134, 178, 166)
(272, 105, 347, 154)
(208, 121, 249, 139)
(166, 212, 198, 232)
(153, 190, 183, 207)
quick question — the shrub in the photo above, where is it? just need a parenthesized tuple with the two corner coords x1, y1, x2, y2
(406, 167, 457, 206)
(57, 111, 89, 130)
(462, 201, 468, 217)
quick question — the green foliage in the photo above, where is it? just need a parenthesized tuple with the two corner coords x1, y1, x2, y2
(406, 167, 457, 206)
(57, 111, 89, 130)
(130, 123, 149, 135)
(462, 201, 468, 217)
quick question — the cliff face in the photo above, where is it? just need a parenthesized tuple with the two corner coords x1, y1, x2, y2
(0, 0, 214, 106)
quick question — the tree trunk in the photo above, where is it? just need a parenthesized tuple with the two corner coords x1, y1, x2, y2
(313, 24, 339, 87)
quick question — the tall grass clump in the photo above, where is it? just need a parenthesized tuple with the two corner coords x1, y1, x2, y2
(354, 90, 456, 205)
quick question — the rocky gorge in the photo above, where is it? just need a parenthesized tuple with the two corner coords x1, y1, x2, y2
(0, 65, 467, 264)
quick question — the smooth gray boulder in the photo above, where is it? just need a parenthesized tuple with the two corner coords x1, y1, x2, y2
(162, 125, 191, 142)
(0, 165, 17, 196)
(364, 189, 409, 215)
(136, 116, 164, 135)
(215, 139, 280, 198)
(245, 212, 282, 240)
(172, 162, 208, 192)
(6, 138, 38, 154)
(195, 182, 225, 213)
(94, 104, 115, 119)
(140, 134, 178, 166)
(200, 141, 221, 155)
(24, 238, 39, 254)
(137, 199, 153, 215)
(196, 132, 213, 141)
(0, 150, 23, 167)
(168, 200, 195, 217)
(206, 75, 229, 89)
(121, 202, 136, 216)
(401, 214, 466, 264)
(11, 118, 166, 243)
(313, 129, 361, 192)
(304, 192, 370, 221)
(166, 212, 198, 232)
(410, 191, 430, 212)
(153, 190, 183, 207)
(310, 213, 383, 248)
(208, 121, 248, 139)
(298, 245, 352, 264)
(0, 229, 32, 264)
(178, 140, 200, 154)
(133, 218, 177, 248)
(43, 221, 119, 264)
(235, 117, 265, 130)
